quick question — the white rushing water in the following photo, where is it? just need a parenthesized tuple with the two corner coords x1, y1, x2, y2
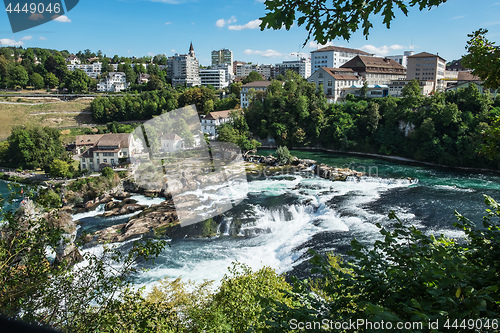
(132, 173, 417, 288)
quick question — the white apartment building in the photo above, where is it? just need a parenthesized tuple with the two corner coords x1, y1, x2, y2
(209, 63, 234, 84)
(97, 72, 128, 92)
(240, 81, 273, 108)
(167, 43, 201, 87)
(67, 62, 102, 79)
(201, 110, 234, 139)
(199, 69, 229, 90)
(386, 51, 414, 68)
(388, 79, 434, 97)
(77, 133, 133, 171)
(311, 46, 373, 72)
(276, 58, 311, 79)
(307, 68, 363, 103)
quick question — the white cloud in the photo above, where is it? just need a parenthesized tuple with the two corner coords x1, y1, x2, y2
(21, 36, 33, 41)
(360, 44, 405, 56)
(165, 21, 173, 25)
(216, 16, 236, 28)
(0, 38, 24, 46)
(307, 41, 334, 49)
(228, 19, 262, 31)
(244, 48, 282, 58)
(171, 49, 176, 53)
(450, 15, 465, 20)
(39, 36, 47, 40)
(52, 15, 71, 23)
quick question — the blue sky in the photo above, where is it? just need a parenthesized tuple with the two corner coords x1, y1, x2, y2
(1, 0, 499, 66)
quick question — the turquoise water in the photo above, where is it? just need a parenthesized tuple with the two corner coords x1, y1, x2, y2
(6, 150, 500, 286)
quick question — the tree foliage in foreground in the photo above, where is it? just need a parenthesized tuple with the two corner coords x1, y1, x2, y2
(463, 29, 500, 90)
(260, 0, 448, 44)
(266, 195, 500, 332)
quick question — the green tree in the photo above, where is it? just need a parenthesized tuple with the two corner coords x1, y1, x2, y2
(45, 72, 59, 88)
(8, 65, 29, 88)
(49, 159, 71, 178)
(260, 0, 447, 44)
(30, 72, 44, 89)
(462, 29, 500, 89)
(7, 125, 65, 170)
(66, 69, 90, 93)
(242, 71, 264, 84)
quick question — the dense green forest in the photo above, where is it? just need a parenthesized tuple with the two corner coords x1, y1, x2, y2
(90, 85, 240, 122)
(241, 72, 500, 169)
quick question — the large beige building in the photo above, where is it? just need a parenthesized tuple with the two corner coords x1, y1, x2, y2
(406, 52, 446, 91)
(340, 56, 406, 85)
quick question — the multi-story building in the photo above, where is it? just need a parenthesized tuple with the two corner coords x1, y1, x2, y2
(199, 69, 229, 89)
(240, 81, 273, 108)
(210, 63, 234, 84)
(97, 72, 128, 92)
(211, 49, 233, 73)
(307, 68, 363, 103)
(386, 51, 414, 68)
(201, 110, 234, 139)
(341, 56, 406, 85)
(255, 64, 275, 80)
(67, 62, 102, 79)
(77, 133, 133, 171)
(388, 79, 434, 97)
(276, 58, 311, 79)
(167, 43, 201, 87)
(406, 52, 446, 91)
(311, 46, 373, 72)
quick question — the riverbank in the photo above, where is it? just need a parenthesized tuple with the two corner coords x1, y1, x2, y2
(258, 146, 500, 175)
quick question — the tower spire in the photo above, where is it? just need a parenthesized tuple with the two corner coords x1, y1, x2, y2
(189, 42, 195, 57)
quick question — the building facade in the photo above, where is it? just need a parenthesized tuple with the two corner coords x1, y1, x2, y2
(406, 52, 446, 91)
(97, 72, 128, 92)
(307, 68, 363, 102)
(77, 133, 133, 171)
(211, 49, 233, 73)
(199, 69, 229, 89)
(386, 51, 414, 68)
(201, 110, 234, 139)
(67, 62, 102, 79)
(311, 46, 373, 72)
(240, 81, 273, 108)
(276, 58, 311, 79)
(341, 56, 406, 85)
(167, 43, 201, 87)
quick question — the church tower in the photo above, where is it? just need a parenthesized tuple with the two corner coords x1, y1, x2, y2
(189, 42, 195, 57)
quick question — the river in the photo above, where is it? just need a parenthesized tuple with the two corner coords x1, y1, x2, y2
(4, 150, 500, 288)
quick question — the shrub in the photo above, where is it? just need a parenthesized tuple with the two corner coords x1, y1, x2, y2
(276, 146, 293, 165)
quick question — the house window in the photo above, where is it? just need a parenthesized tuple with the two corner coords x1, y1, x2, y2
(328, 80, 332, 86)
(103, 159, 107, 163)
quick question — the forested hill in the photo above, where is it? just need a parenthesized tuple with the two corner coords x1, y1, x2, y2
(242, 73, 500, 169)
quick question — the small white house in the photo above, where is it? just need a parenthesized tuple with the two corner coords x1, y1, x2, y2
(161, 133, 184, 152)
(201, 110, 234, 139)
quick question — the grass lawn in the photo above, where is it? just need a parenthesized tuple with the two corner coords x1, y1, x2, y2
(0, 97, 94, 140)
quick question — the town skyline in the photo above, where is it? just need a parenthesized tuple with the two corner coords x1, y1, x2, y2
(1, 0, 499, 66)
